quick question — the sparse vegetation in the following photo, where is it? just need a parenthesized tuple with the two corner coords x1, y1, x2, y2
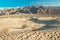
(0, 28, 10, 35)
(32, 27, 37, 31)
(22, 24, 29, 29)
(0, 6, 60, 40)
(0, 15, 60, 40)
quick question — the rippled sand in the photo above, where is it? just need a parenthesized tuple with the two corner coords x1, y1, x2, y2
(0, 16, 60, 40)
(0, 29, 60, 40)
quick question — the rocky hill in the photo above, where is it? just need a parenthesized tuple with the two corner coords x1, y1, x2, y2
(0, 6, 60, 16)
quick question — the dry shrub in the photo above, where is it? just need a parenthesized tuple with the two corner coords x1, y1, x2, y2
(32, 27, 37, 31)
(0, 28, 10, 34)
(52, 16, 55, 18)
(0, 37, 2, 40)
(22, 24, 28, 29)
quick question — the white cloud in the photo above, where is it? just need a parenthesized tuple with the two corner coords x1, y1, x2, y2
(29, 0, 60, 6)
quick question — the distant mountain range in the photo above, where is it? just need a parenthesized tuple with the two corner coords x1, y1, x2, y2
(17, 6, 60, 15)
(0, 6, 60, 16)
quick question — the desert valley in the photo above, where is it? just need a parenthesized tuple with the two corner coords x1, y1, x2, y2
(0, 6, 60, 40)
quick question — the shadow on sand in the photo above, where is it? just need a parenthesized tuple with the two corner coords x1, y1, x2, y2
(30, 18, 60, 30)
(37, 25, 57, 30)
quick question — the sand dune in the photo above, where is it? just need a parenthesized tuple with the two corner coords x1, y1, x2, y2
(0, 16, 60, 40)
(0, 17, 45, 32)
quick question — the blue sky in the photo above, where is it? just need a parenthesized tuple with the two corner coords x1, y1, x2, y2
(0, 0, 60, 7)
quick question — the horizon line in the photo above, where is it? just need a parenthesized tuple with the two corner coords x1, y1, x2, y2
(0, 5, 60, 9)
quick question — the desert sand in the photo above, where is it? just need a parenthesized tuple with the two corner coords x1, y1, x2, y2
(0, 29, 60, 40)
(0, 15, 60, 40)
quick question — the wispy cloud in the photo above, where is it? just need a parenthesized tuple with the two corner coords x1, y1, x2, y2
(29, 0, 46, 6)
(29, 0, 60, 6)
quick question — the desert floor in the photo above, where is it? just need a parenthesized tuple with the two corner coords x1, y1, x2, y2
(0, 14, 60, 40)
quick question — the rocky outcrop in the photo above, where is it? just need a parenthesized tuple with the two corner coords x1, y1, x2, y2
(0, 6, 60, 15)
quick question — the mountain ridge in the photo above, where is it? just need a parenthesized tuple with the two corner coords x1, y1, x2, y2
(0, 6, 60, 16)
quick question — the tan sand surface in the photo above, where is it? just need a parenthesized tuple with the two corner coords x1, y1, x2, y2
(0, 29, 60, 40)
(0, 18, 45, 32)
(0, 16, 60, 40)
(37, 17, 57, 20)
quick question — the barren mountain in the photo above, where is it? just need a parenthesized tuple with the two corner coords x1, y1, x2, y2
(0, 6, 60, 16)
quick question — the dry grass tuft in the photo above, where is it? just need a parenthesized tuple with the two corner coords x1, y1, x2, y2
(0, 28, 10, 35)
(22, 24, 29, 29)
(32, 27, 37, 31)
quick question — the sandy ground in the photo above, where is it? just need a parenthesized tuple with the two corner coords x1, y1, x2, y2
(0, 16, 60, 40)
(0, 29, 60, 40)
(0, 17, 45, 32)
(37, 17, 57, 20)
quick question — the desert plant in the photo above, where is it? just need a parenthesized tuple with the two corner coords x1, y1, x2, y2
(32, 27, 37, 31)
(22, 24, 28, 29)
(52, 16, 55, 18)
(0, 28, 10, 35)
